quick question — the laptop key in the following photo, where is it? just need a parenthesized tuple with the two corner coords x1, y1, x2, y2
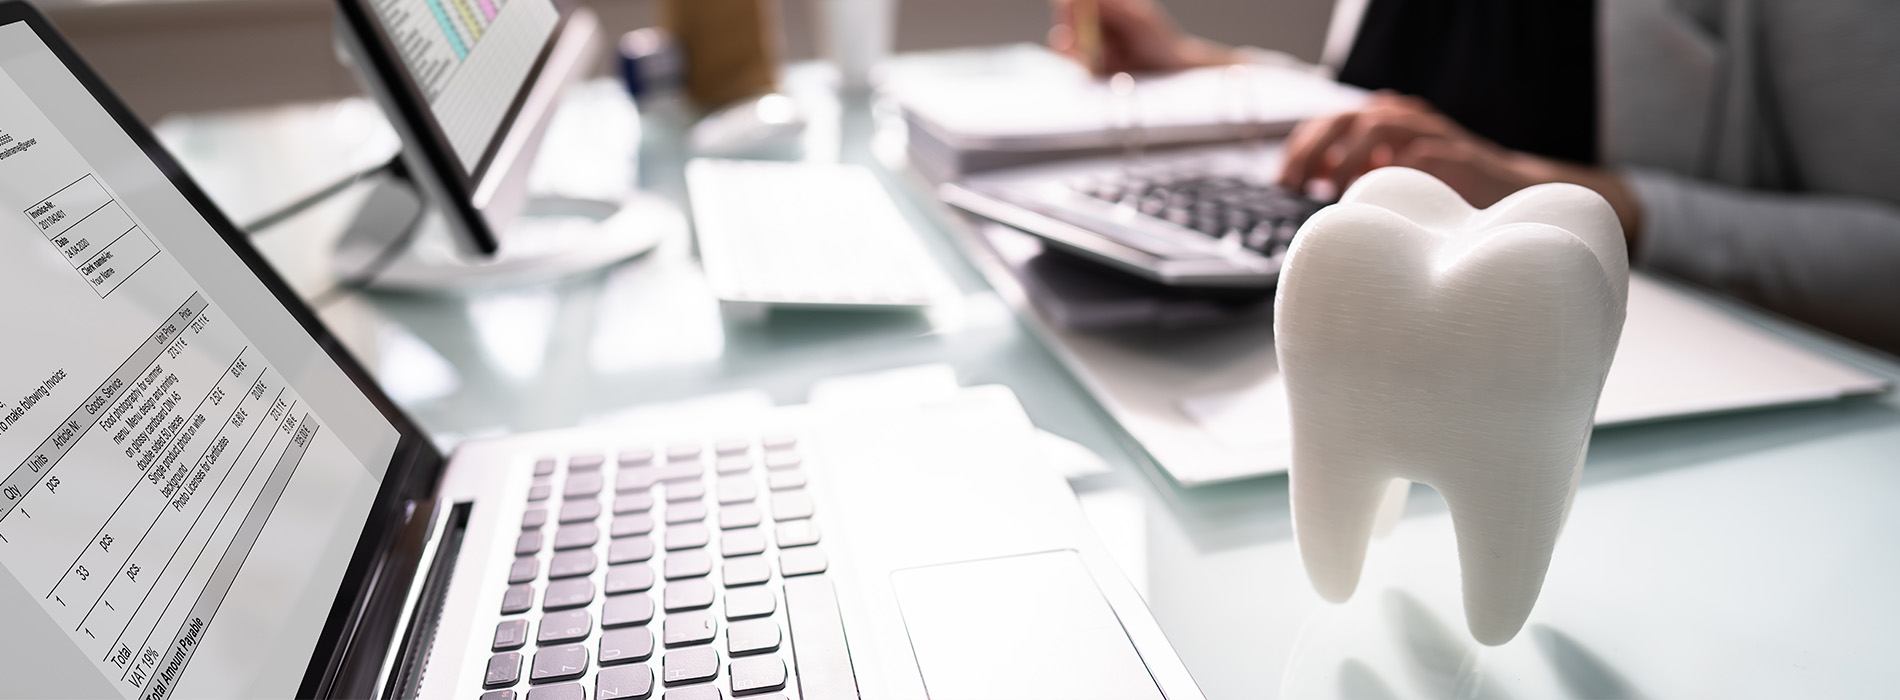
(485, 652, 522, 688)
(726, 619, 779, 656)
(527, 684, 585, 700)
(664, 578, 715, 612)
(661, 647, 718, 686)
(663, 610, 717, 647)
(537, 609, 592, 644)
(762, 434, 796, 450)
(510, 557, 539, 584)
(666, 442, 703, 461)
(721, 556, 770, 588)
(619, 446, 656, 467)
(606, 564, 656, 594)
(533, 458, 557, 476)
(765, 471, 804, 491)
(666, 502, 709, 525)
(762, 452, 801, 470)
(603, 592, 656, 628)
(721, 529, 767, 557)
(615, 492, 656, 514)
(515, 531, 544, 556)
(665, 523, 710, 551)
(656, 461, 703, 482)
(613, 513, 656, 538)
(618, 467, 658, 493)
(600, 627, 655, 665)
(559, 499, 601, 524)
(778, 548, 827, 577)
(718, 504, 762, 530)
(597, 664, 655, 700)
(724, 587, 776, 620)
(715, 477, 756, 504)
(553, 523, 600, 550)
(494, 619, 530, 651)
(529, 644, 589, 683)
(715, 455, 753, 475)
(501, 585, 535, 615)
(544, 578, 595, 611)
(715, 438, 750, 455)
(549, 550, 597, 579)
(481, 690, 516, 700)
(610, 536, 656, 564)
(665, 550, 714, 580)
(774, 521, 819, 549)
(563, 472, 604, 498)
(729, 656, 787, 695)
(661, 687, 721, 700)
(569, 453, 605, 472)
(783, 575, 858, 698)
(528, 483, 552, 502)
(522, 508, 548, 529)
(663, 481, 706, 502)
(769, 493, 812, 522)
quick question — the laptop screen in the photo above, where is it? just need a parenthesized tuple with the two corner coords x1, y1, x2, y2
(0, 13, 419, 699)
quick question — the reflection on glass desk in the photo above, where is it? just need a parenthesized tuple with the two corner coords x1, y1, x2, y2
(153, 56, 1900, 699)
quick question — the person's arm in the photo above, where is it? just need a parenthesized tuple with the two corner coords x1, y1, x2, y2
(1047, 0, 1244, 75)
(1627, 169, 1900, 354)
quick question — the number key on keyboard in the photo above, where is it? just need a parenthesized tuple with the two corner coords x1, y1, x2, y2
(538, 609, 593, 644)
(530, 644, 589, 683)
(549, 550, 597, 579)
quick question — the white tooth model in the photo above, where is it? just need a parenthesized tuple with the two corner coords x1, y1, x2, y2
(1274, 167, 1629, 646)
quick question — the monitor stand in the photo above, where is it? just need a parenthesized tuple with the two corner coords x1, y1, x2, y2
(331, 168, 677, 292)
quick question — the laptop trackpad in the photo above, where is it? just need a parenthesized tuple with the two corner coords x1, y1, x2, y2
(891, 550, 1166, 700)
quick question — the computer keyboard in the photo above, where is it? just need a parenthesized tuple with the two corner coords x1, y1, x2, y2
(480, 432, 840, 700)
(1061, 167, 1323, 259)
(686, 159, 956, 317)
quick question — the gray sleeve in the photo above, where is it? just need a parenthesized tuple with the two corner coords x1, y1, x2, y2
(1627, 167, 1900, 355)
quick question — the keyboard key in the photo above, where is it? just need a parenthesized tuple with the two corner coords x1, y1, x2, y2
(763, 452, 801, 470)
(666, 442, 703, 461)
(610, 536, 656, 564)
(615, 492, 656, 514)
(618, 467, 658, 493)
(554, 523, 600, 550)
(600, 627, 655, 666)
(530, 644, 589, 683)
(613, 513, 656, 538)
(724, 587, 776, 620)
(718, 504, 762, 530)
(662, 687, 720, 700)
(481, 690, 516, 700)
(538, 609, 592, 644)
(528, 483, 552, 502)
(714, 438, 750, 455)
(549, 550, 597, 579)
(765, 471, 805, 491)
(597, 664, 655, 700)
(665, 523, 710, 551)
(721, 556, 771, 588)
(522, 508, 549, 529)
(663, 481, 706, 502)
(779, 548, 827, 577)
(665, 550, 714, 580)
(663, 610, 716, 647)
(715, 456, 753, 475)
(563, 472, 604, 498)
(606, 563, 657, 594)
(726, 619, 780, 656)
(762, 434, 797, 450)
(715, 477, 757, 504)
(603, 592, 656, 628)
(544, 578, 595, 610)
(527, 684, 584, 700)
(501, 585, 535, 614)
(569, 453, 605, 471)
(515, 531, 544, 556)
(494, 619, 530, 651)
(721, 529, 767, 557)
(485, 652, 522, 688)
(729, 655, 787, 695)
(782, 576, 858, 698)
(666, 502, 709, 525)
(559, 499, 602, 524)
(509, 557, 539, 584)
(769, 493, 812, 521)
(662, 647, 718, 686)
(619, 446, 656, 467)
(656, 461, 703, 482)
(774, 521, 819, 549)
(663, 578, 715, 612)
(533, 459, 557, 476)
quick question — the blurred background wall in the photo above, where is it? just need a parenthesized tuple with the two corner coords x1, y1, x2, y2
(40, 0, 1335, 122)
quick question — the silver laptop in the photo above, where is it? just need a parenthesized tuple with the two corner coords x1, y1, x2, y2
(0, 5, 1201, 699)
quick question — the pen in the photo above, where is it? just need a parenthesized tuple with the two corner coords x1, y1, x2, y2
(1073, 0, 1102, 74)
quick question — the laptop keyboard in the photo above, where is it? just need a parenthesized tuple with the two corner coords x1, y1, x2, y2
(479, 434, 845, 700)
(1068, 169, 1322, 257)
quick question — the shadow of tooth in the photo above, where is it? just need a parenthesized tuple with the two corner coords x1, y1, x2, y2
(1531, 624, 1648, 699)
(1339, 658, 1402, 700)
(1384, 589, 1514, 700)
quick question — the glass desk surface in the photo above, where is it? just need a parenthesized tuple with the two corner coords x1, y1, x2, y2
(154, 58, 1900, 700)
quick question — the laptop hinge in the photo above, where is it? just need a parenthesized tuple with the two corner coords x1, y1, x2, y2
(372, 500, 470, 698)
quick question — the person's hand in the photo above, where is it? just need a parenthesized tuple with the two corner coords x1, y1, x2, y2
(1280, 93, 1644, 248)
(1047, 0, 1240, 75)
